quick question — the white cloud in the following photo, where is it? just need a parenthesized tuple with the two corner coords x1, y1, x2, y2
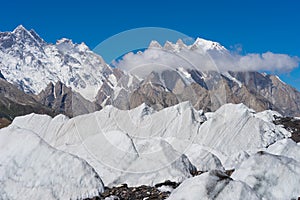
(114, 45, 299, 78)
(237, 52, 299, 72)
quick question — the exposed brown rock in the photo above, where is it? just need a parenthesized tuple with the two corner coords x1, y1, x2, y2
(0, 78, 55, 124)
(231, 71, 300, 116)
(35, 81, 99, 117)
(129, 83, 179, 110)
(0, 117, 11, 128)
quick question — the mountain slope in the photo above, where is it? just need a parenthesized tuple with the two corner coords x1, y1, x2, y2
(0, 25, 116, 101)
(100, 67, 294, 116)
(35, 81, 100, 117)
(0, 78, 55, 122)
(230, 71, 300, 116)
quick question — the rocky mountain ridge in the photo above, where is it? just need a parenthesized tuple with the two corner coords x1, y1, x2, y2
(0, 25, 300, 118)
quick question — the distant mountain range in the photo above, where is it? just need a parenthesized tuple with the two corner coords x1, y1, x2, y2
(0, 25, 300, 124)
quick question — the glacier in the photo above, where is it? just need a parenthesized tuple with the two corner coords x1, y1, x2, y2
(0, 126, 104, 200)
(167, 170, 259, 200)
(232, 151, 300, 199)
(10, 102, 290, 187)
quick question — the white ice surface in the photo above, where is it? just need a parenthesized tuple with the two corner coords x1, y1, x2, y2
(11, 102, 290, 187)
(0, 126, 104, 200)
(167, 170, 259, 200)
(232, 152, 300, 199)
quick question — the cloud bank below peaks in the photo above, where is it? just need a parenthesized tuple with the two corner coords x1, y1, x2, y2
(113, 38, 299, 78)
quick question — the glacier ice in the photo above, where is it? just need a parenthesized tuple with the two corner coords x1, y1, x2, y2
(0, 126, 104, 200)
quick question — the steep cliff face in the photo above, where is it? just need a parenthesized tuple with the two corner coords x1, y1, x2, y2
(0, 78, 55, 123)
(35, 81, 100, 117)
(230, 72, 300, 116)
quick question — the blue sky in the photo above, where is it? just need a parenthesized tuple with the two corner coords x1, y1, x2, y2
(1, 0, 300, 89)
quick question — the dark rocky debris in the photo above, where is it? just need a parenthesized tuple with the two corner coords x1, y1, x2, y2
(273, 116, 300, 142)
(85, 183, 173, 200)
(85, 171, 237, 200)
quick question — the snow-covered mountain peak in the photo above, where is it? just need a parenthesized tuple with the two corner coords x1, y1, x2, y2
(12, 24, 27, 33)
(176, 38, 187, 48)
(77, 42, 90, 52)
(0, 26, 117, 101)
(162, 40, 189, 52)
(149, 40, 162, 49)
(8, 25, 45, 48)
(148, 38, 227, 54)
(163, 40, 177, 51)
(12, 25, 36, 40)
(191, 37, 227, 52)
(28, 29, 46, 45)
(56, 38, 74, 45)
